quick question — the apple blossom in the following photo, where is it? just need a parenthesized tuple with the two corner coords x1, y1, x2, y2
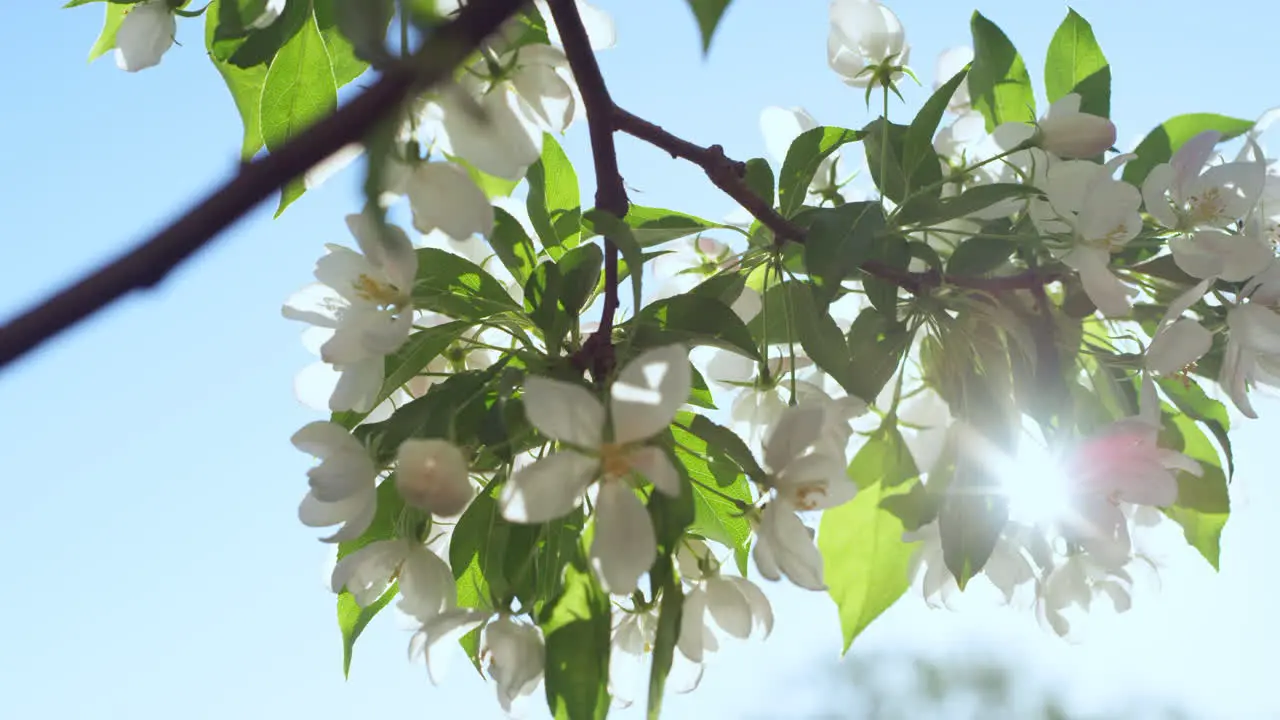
(1143, 130, 1264, 234)
(411, 609, 544, 711)
(993, 94, 1117, 160)
(827, 0, 910, 88)
(114, 0, 175, 73)
(1145, 278, 1213, 376)
(395, 439, 474, 517)
(330, 538, 456, 622)
(904, 520, 1038, 607)
(1037, 553, 1135, 638)
(499, 345, 692, 594)
(291, 421, 378, 543)
(404, 161, 495, 240)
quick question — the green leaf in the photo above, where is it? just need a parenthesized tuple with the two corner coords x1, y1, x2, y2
(1044, 8, 1110, 118)
(784, 282, 861, 397)
(683, 415, 767, 481)
(946, 233, 1018, 276)
(845, 307, 911, 403)
(898, 183, 1042, 229)
(449, 153, 523, 199)
(633, 294, 759, 360)
(219, 0, 308, 67)
(260, 10, 337, 214)
(848, 422, 919, 490)
(541, 555, 611, 720)
(673, 427, 753, 565)
(618, 206, 725, 248)
(1160, 411, 1230, 569)
(804, 201, 884, 304)
(527, 134, 582, 254)
(938, 453, 1009, 589)
(683, 0, 732, 52)
(525, 261, 570, 357)
(337, 583, 397, 678)
(88, 2, 128, 62)
(820, 481, 918, 654)
(646, 557, 683, 720)
(648, 446, 696, 552)
(1157, 377, 1233, 478)
(354, 368, 499, 463)
(412, 248, 523, 319)
(451, 484, 541, 608)
(863, 234, 910, 317)
(490, 207, 539, 286)
(778, 126, 864, 216)
(206, 0, 268, 159)
(583, 209, 644, 314)
(968, 11, 1037, 131)
(314, 0, 372, 87)
(863, 118, 942, 205)
(331, 0, 394, 66)
(904, 68, 969, 179)
(558, 243, 605, 316)
(743, 157, 775, 207)
(1121, 113, 1255, 187)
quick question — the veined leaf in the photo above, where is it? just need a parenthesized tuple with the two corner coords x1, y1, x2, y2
(778, 126, 864, 216)
(206, 0, 268, 159)
(969, 11, 1036, 131)
(683, 0, 732, 53)
(527, 134, 582, 254)
(1044, 8, 1110, 118)
(1121, 113, 1255, 187)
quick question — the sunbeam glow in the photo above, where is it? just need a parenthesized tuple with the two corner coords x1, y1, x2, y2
(991, 437, 1077, 527)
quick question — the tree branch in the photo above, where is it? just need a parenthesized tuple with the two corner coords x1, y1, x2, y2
(0, 0, 529, 371)
(612, 108, 1058, 294)
(548, 0, 626, 382)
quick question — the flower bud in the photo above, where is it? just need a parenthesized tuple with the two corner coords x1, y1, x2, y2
(1035, 94, 1117, 159)
(114, 0, 176, 73)
(395, 439, 473, 517)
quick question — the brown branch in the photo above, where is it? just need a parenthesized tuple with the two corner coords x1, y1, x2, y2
(612, 108, 1057, 295)
(549, 0, 626, 382)
(0, 0, 529, 371)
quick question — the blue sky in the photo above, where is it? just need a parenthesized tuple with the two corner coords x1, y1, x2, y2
(3, 0, 1280, 718)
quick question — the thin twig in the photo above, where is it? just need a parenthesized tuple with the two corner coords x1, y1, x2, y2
(612, 108, 1057, 295)
(0, 0, 529, 371)
(549, 0, 626, 382)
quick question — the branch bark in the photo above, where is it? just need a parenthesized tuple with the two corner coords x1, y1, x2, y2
(0, 0, 528, 371)
(548, 0, 627, 382)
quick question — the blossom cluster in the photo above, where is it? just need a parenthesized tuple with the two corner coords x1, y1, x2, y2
(87, 0, 1280, 715)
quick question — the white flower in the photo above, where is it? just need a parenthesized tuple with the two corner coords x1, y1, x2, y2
(1145, 278, 1213, 376)
(404, 162, 495, 240)
(395, 439, 474, 517)
(827, 0, 909, 88)
(424, 79, 543, 181)
(993, 94, 1117, 160)
(411, 610, 544, 711)
(933, 46, 974, 114)
(483, 616, 546, 712)
(760, 404, 857, 511)
(1037, 553, 1134, 638)
(752, 500, 825, 590)
(1222, 297, 1280, 418)
(291, 421, 379, 543)
(903, 520, 1037, 607)
(677, 575, 773, 664)
(499, 345, 692, 594)
(1033, 156, 1143, 316)
(1142, 129, 1265, 233)
(282, 214, 418, 412)
(330, 538, 456, 622)
(114, 0, 175, 72)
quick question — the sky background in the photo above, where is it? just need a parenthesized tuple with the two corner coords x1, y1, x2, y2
(3, 0, 1280, 718)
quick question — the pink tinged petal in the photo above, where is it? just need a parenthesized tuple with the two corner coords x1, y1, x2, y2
(397, 545, 458, 621)
(627, 445, 681, 497)
(677, 587, 708, 663)
(1230, 303, 1280, 355)
(330, 539, 408, 605)
(610, 345, 692, 444)
(1141, 164, 1180, 229)
(590, 479, 658, 595)
(499, 451, 598, 523)
(723, 576, 773, 637)
(329, 357, 384, 413)
(1119, 466, 1179, 506)
(704, 577, 753, 639)
(1171, 130, 1223, 201)
(763, 405, 826, 472)
(1146, 319, 1212, 374)
(1062, 246, 1135, 317)
(407, 162, 496, 240)
(522, 376, 605, 447)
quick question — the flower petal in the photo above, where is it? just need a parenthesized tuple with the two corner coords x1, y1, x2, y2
(763, 404, 826, 472)
(627, 445, 681, 497)
(499, 451, 598, 523)
(1146, 318, 1212, 375)
(330, 539, 408, 605)
(590, 479, 658, 595)
(523, 376, 605, 447)
(610, 345, 692, 444)
(398, 545, 457, 621)
(677, 587, 708, 663)
(704, 577, 753, 639)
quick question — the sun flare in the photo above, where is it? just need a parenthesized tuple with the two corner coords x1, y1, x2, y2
(990, 439, 1077, 526)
